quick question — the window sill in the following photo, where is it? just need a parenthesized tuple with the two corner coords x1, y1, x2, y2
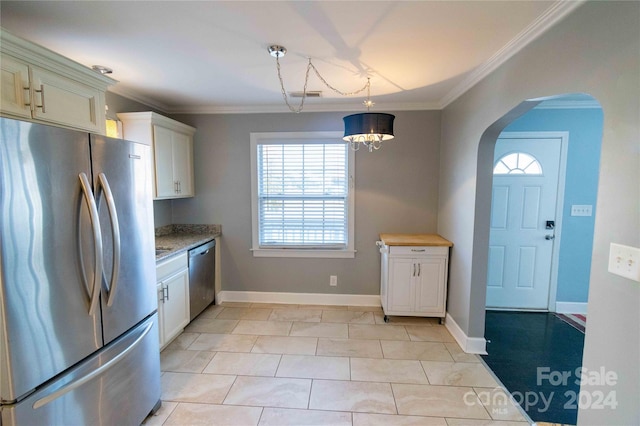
(251, 248, 356, 259)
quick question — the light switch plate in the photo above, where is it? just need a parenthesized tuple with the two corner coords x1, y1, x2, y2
(608, 243, 640, 282)
(571, 205, 593, 216)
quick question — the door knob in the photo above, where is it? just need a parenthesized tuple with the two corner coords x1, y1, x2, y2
(545, 234, 555, 240)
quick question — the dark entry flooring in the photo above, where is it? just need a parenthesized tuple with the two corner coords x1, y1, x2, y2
(482, 311, 585, 425)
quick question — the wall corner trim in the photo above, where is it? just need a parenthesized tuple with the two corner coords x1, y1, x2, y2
(218, 291, 381, 307)
(445, 313, 488, 355)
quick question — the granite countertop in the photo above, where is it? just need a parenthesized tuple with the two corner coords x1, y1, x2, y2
(379, 233, 453, 247)
(155, 224, 221, 261)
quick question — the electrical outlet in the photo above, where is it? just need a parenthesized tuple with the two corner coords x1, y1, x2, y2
(329, 275, 338, 286)
(608, 243, 640, 282)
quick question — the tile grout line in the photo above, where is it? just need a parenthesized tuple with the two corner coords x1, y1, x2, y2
(419, 356, 431, 385)
(389, 381, 400, 415)
(255, 407, 265, 426)
(307, 379, 314, 410)
(273, 354, 284, 378)
(158, 400, 179, 425)
(471, 385, 496, 421)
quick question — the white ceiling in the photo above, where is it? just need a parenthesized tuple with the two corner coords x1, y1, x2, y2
(0, 1, 583, 114)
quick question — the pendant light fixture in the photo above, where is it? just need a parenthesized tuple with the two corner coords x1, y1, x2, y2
(268, 45, 395, 152)
(342, 79, 394, 152)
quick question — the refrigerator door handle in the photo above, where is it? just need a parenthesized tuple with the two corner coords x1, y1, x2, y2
(79, 172, 103, 316)
(32, 320, 154, 410)
(97, 173, 121, 307)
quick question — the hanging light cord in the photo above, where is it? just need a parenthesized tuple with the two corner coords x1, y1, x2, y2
(275, 55, 371, 113)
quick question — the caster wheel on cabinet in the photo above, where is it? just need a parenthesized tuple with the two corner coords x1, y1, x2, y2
(383, 315, 390, 323)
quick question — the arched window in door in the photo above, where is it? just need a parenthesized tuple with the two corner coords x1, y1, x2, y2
(493, 152, 543, 175)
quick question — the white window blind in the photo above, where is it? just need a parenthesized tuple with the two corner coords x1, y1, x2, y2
(257, 142, 349, 248)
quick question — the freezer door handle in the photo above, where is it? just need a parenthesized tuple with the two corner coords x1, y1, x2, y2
(32, 320, 154, 410)
(79, 172, 103, 316)
(97, 173, 121, 307)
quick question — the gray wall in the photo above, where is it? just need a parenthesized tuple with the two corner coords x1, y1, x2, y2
(170, 110, 441, 295)
(437, 2, 639, 423)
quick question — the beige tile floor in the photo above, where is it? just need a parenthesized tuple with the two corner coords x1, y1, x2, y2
(145, 303, 531, 426)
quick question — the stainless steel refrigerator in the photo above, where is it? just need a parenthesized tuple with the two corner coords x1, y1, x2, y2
(0, 117, 161, 425)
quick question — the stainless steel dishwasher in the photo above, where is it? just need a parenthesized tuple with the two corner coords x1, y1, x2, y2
(188, 239, 216, 321)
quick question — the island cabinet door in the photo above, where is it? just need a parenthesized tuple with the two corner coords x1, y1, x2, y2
(387, 257, 415, 313)
(414, 257, 447, 314)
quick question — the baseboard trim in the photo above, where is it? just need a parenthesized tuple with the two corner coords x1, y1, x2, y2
(445, 313, 487, 355)
(218, 291, 381, 307)
(555, 301, 588, 314)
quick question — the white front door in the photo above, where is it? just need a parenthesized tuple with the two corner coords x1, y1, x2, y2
(486, 136, 562, 309)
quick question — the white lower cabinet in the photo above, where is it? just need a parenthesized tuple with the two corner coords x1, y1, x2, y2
(156, 253, 190, 349)
(380, 244, 449, 320)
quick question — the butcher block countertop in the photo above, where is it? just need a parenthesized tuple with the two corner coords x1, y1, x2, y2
(379, 233, 453, 247)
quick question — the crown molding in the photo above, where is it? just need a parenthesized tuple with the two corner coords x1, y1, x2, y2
(107, 85, 172, 114)
(534, 99, 602, 110)
(163, 101, 441, 115)
(437, 0, 587, 109)
(108, 86, 439, 114)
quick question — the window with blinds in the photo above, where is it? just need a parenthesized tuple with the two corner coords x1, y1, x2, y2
(250, 132, 355, 258)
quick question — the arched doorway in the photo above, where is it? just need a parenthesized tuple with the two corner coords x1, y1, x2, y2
(477, 93, 603, 424)
(486, 95, 603, 313)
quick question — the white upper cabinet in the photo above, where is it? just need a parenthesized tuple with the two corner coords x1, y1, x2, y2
(0, 29, 114, 134)
(1, 54, 31, 119)
(118, 112, 196, 200)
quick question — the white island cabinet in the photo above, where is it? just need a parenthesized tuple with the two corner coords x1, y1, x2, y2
(156, 252, 190, 349)
(1, 29, 114, 134)
(118, 112, 195, 199)
(379, 234, 453, 322)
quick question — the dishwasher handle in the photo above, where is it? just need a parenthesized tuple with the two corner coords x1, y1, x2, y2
(188, 239, 216, 259)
